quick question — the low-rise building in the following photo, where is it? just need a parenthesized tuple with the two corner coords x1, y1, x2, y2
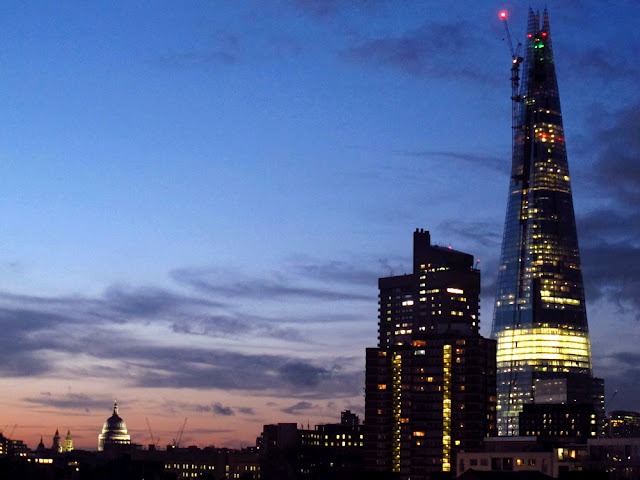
(583, 437, 640, 480)
(609, 411, 640, 438)
(456, 437, 588, 478)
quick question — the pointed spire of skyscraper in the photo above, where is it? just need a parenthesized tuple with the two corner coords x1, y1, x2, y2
(492, 9, 601, 437)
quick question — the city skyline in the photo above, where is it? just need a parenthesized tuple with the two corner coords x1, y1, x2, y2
(0, 2, 638, 450)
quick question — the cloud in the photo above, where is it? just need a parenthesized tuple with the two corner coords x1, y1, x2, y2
(290, 260, 378, 287)
(22, 393, 111, 414)
(170, 267, 371, 301)
(609, 352, 640, 366)
(170, 314, 250, 337)
(375, 256, 409, 278)
(586, 103, 640, 206)
(212, 403, 234, 416)
(0, 283, 234, 378)
(566, 47, 640, 82)
(155, 32, 240, 69)
(0, 284, 223, 327)
(399, 151, 509, 175)
(570, 104, 640, 313)
(578, 209, 640, 245)
(0, 284, 299, 379)
(182, 427, 234, 435)
(292, 0, 340, 17)
(282, 401, 315, 415)
(0, 308, 73, 377)
(278, 362, 330, 387)
(104, 285, 223, 317)
(7, 320, 360, 399)
(291, 0, 380, 18)
(152, 20, 305, 70)
(438, 219, 503, 249)
(599, 351, 640, 412)
(161, 401, 253, 418)
(0, 261, 367, 402)
(169, 313, 305, 341)
(130, 346, 363, 399)
(156, 51, 237, 68)
(580, 242, 640, 316)
(342, 21, 491, 81)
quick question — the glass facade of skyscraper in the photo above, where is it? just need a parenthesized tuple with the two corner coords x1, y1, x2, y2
(492, 9, 594, 436)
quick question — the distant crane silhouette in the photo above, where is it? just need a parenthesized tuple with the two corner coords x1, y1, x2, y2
(608, 389, 618, 411)
(172, 418, 188, 448)
(2, 424, 18, 439)
(146, 417, 160, 448)
(499, 11, 524, 154)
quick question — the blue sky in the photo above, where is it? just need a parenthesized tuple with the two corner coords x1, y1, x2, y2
(0, 1, 639, 449)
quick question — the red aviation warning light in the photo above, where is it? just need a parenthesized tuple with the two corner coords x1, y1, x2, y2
(499, 10, 522, 66)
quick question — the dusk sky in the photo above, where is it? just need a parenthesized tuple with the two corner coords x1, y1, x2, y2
(0, 1, 638, 450)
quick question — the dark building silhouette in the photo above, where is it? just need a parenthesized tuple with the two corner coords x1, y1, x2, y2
(0, 432, 29, 457)
(365, 229, 496, 480)
(456, 436, 592, 478)
(583, 438, 640, 479)
(519, 403, 598, 442)
(150, 446, 259, 479)
(51, 429, 61, 453)
(491, 8, 603, 436)
(608, 411, 640, 438)
(378, 229, 481, 347)
(258, 413, 365, 480)
(341, 410, 360, 427)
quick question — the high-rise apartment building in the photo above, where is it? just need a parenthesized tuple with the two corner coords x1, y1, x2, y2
(492, 9, 603, 436)
(365, 230, 496, 479)
(378, 229, 481, 347)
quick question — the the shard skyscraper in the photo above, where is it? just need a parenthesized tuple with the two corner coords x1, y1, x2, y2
(492, 9, 602, 436)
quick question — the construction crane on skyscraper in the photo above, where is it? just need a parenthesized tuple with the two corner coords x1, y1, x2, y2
(499, 11, 524, 148)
